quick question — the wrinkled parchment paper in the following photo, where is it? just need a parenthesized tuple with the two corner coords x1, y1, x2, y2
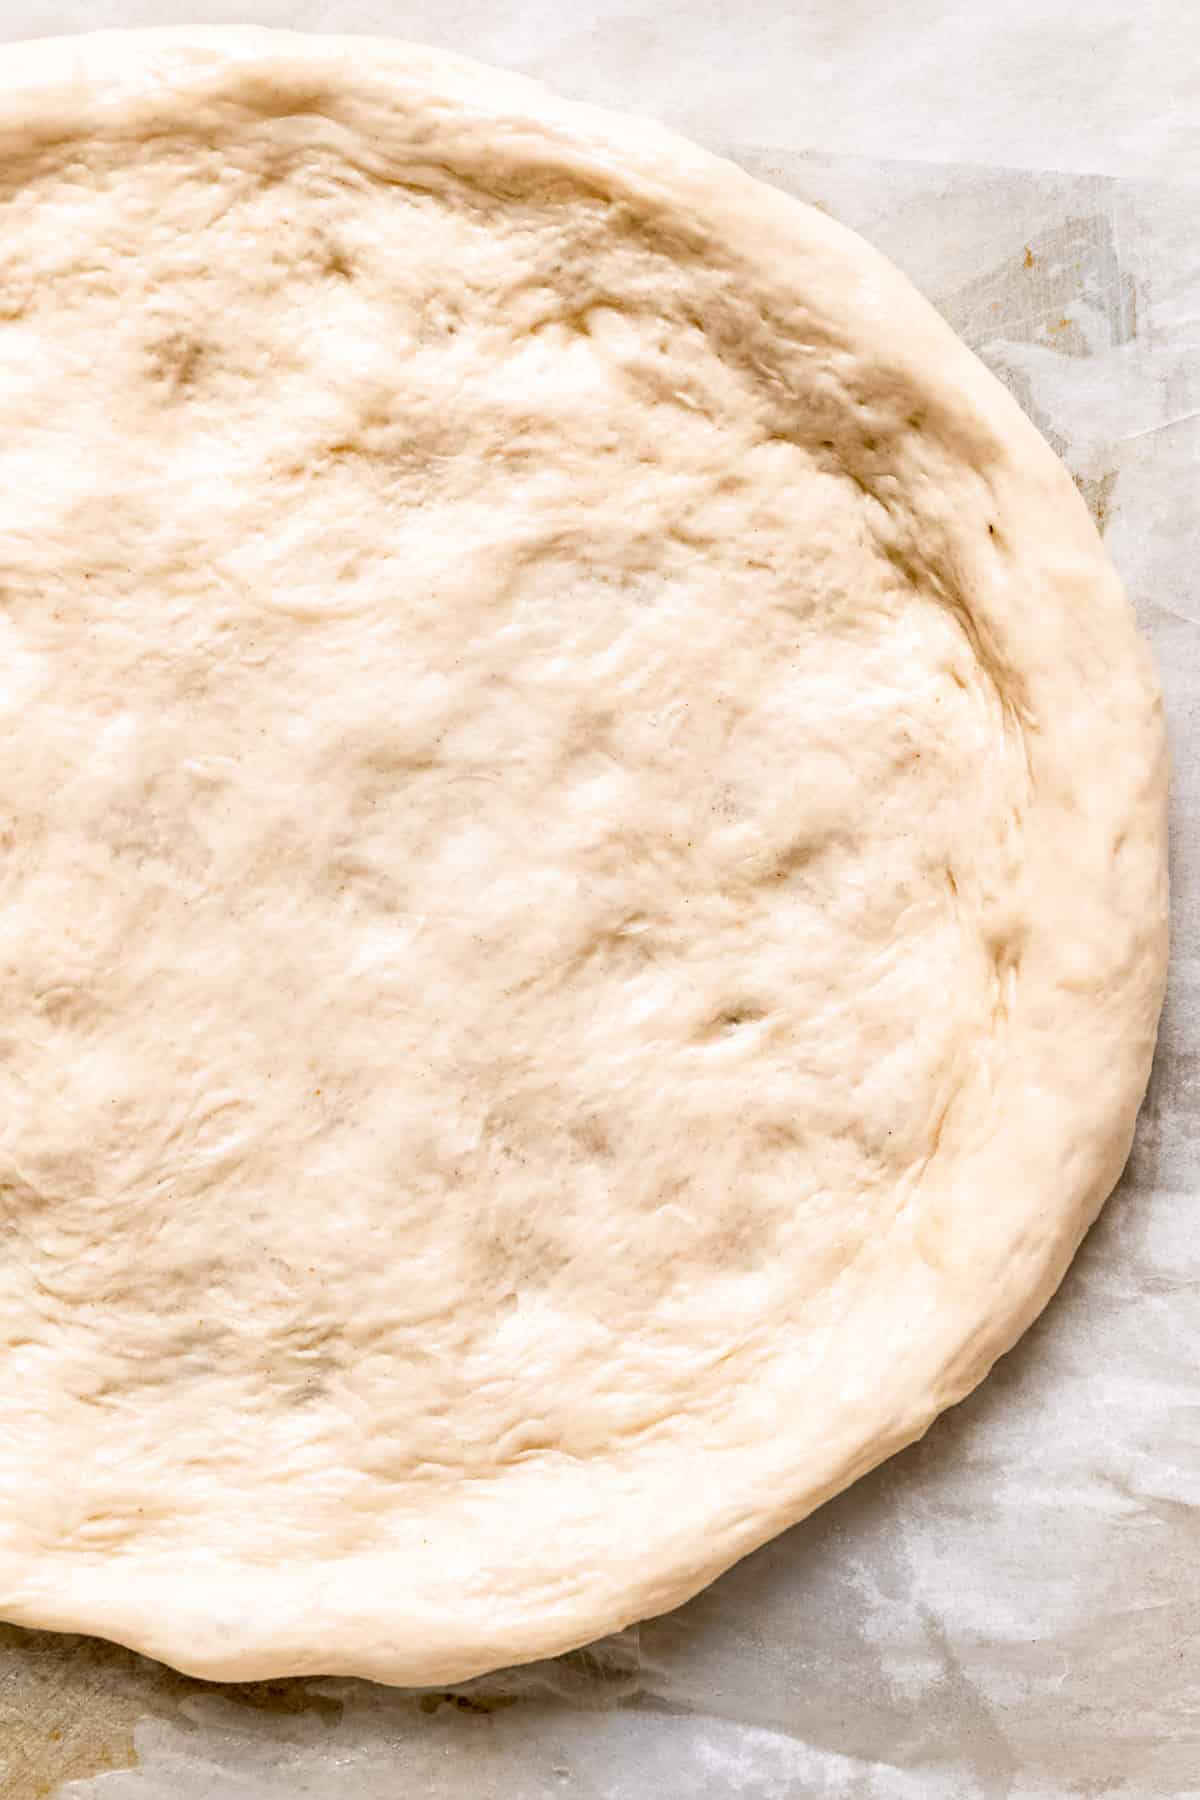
(0, 7, 1196, 1797)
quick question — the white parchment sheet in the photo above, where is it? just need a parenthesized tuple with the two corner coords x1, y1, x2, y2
(0, 7, 1196, 1797)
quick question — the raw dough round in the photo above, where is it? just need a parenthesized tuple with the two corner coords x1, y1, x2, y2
(0, 29, 1167, 1685)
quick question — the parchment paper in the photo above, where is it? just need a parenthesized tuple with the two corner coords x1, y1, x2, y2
(0, 7, 1196, 1797)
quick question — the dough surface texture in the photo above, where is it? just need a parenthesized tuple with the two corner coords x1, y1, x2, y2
(0, 28, 1167, 1684)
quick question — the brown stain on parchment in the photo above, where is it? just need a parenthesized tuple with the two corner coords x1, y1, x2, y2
(940, 214, 1131, 541)
(0, 1623, 343, 1797)
(1076, 467, 1118, 535)
(417, 1691, 522, 1715)
(942, 210, 1138, 358)
(0, 1619, 638, 1794)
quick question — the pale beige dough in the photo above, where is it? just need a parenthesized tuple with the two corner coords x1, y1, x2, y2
(0, 28, 1167, 1684)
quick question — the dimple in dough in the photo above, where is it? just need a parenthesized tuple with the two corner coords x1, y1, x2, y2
(0, 28, 1168, 1685)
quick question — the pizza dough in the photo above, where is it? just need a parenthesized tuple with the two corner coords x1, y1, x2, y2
(0, 28, 1167, 1686)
